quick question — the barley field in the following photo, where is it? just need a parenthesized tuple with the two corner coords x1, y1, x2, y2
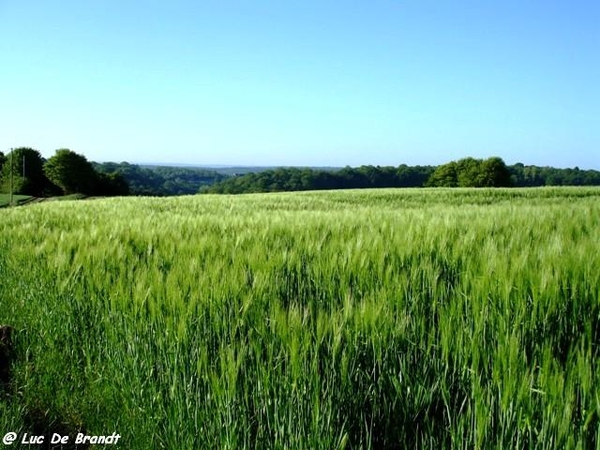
(0, 187, 599, 449)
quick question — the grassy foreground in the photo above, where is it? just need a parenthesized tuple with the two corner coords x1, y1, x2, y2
(0, 187, 599, 449)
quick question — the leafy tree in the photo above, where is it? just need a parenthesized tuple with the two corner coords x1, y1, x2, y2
(0, 152, 5, 173)
(427, 157, 512, 187)
(44, 149, 98, 195)
(427, 161, 459, 187)
(0, 147, 50, 195)
(456, 158, 483, 187)
(479, 157, 512, 187)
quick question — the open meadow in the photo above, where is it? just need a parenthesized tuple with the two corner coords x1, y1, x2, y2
(1, 187, 599, 449)
(0, 195, 32, 208)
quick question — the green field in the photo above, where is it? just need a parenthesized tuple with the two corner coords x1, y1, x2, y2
(0, 194, 32, 207)
(1, 187, 599, 449)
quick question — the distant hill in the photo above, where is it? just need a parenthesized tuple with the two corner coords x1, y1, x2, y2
(93, 162, 227, 196)
(200, 159, 600, 194)
(84, 159, 600, 196)
(200, 165, 435, 194)
(137, 164, 342, 177)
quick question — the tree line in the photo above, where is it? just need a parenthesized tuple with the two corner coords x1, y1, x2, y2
(0, 148, 129, 197)
(0, 148, 225, 197)
(2, 149, 599, 198)
(199, 165, 434, 194)
(92, 162, 226, 195)
(201, 157, 600, 194)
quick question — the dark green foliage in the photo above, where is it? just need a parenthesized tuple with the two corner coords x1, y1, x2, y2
(0, 148, 52, 196)
(427, 157, 513, 187)
(93, 162, 163, 195)
(42, 150, 130, 197)
(481, 156, 513, 187)
(510, 163, 600, 186)
(44, 149, 98, 195)
(4, 145, 600, 199)
(93, 162, 226, 195)
(201, 165, 435, 194)
(204, 159, 600, 194)
(427, 161, 460, 187)
(96, 172, 130, 196)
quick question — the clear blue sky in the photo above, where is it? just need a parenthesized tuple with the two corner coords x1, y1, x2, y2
(1, 1, 598, 168)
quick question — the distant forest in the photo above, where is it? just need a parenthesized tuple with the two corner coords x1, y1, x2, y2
(1, 148, 599, 198)
(201, 157, 600, 194)
(93, 162, 227, 195)
(0, 148, 227, 197)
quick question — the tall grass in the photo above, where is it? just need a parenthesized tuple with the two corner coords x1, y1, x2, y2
(0, 187, 599, 448)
